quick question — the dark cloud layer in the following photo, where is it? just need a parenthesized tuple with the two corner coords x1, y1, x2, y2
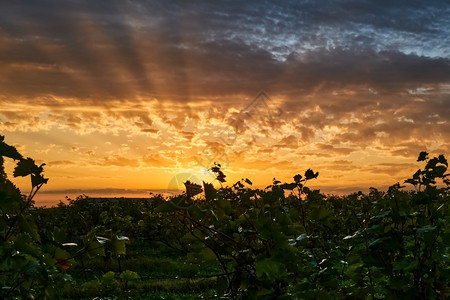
(0, 0, 449, 101)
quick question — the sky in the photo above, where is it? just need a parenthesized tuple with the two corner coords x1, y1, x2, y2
(1, 1, 449, 205)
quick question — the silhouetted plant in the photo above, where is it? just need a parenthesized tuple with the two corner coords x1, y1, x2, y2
(0, 135, 56, 298)
(2, 133, 448, 299)
(154, 152, 448, 299)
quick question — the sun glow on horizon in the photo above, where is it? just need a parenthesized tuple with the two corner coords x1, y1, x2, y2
(1, 1, 449, 205)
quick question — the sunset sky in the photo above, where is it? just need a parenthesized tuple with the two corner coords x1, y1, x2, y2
(1, 1, 449, 205)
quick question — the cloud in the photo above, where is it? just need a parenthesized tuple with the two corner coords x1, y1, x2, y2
(366, 163, 418, 176)
(141, 128, 159, 134)
(0, 1, 448, 101)
(275, 135, 299, 149)
(47, 160, 78, 167)
(0, 1, 449, 198)
(97, 155, 139, 168)
(316, 143, 355, 155)
(142, 153, 177, 168)
(240, 158, 295, 171)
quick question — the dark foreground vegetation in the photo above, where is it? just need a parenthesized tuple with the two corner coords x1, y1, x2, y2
(1, 135, 449, 299)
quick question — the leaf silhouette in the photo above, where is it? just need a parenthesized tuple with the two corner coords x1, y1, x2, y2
(0, 135, 23, 160)
(417, 151, 429, 161)
(304, 168, 319, 180)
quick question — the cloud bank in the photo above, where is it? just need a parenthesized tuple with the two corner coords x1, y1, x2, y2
(0, 1, 449, 199)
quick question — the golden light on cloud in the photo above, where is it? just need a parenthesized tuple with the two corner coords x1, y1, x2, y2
(1, 1, 449, 205)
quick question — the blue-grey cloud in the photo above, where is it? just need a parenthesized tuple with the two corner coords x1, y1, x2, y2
(0, 0, 449, 100)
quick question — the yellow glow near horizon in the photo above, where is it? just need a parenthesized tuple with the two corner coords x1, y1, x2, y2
(1, 2, 449, 206)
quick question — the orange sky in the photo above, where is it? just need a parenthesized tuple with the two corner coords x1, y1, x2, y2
(1, 1, 449, 206)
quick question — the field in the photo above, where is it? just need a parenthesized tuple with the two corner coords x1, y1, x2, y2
(1, 136, 449, 299)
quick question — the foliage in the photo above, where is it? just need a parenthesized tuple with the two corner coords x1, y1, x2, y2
(0, 135, 63, 298)
(154, 154, 449, 299)
(1, 134, 449, 299)
(0, 136, 133, 298)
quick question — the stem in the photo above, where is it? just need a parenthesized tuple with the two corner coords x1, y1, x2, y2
(117, 256, 122, 273)
(3, 183, 44, 242)
(4, 276, 26, 298)
(179, 215, 232, 286)
(80, 256, 88, 282)
(351, 209, 375, 299)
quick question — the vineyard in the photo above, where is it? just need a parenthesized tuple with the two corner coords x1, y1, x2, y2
(1, 135, 449, 299)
